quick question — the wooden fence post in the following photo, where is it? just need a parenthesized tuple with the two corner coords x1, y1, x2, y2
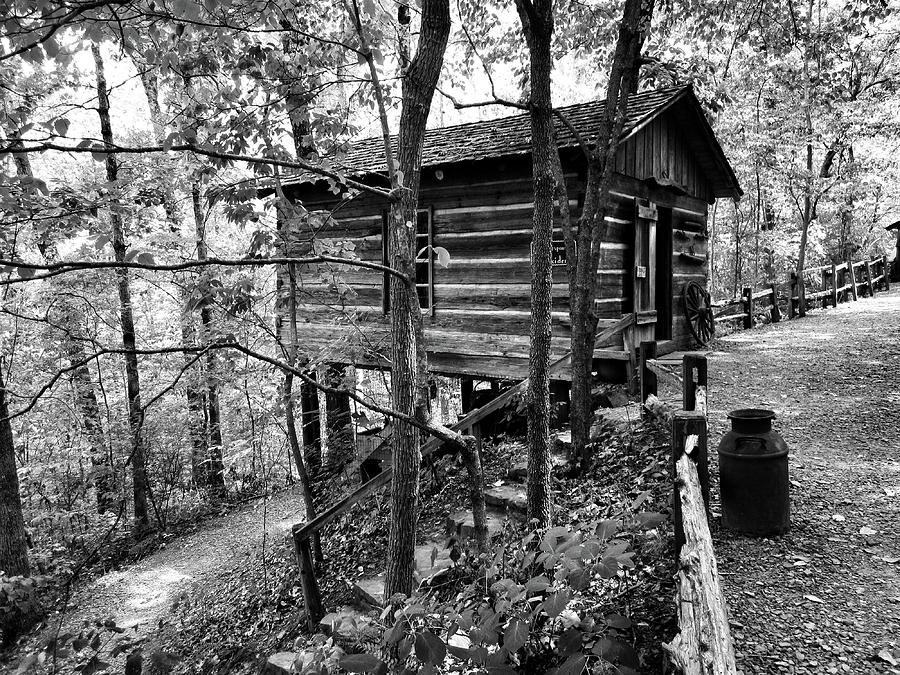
(788, 272, 797, 319)
(741, 286, 753, 329)
(770, 284, 782, 323)
(672, 411, 709, 554)
(831, 263, 839, 307)
(682, 354, 708, 413)
(640, 341, 658, 410)
(293, 526, 325, 630)
(883, 255, 891, 291)
(848, 261, 859, 301)
(866, 259, 877, 297)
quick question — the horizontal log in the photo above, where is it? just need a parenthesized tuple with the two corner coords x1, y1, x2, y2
(713, 312, 746, 323)
(646, 359, 683, 385)
(663, 448, 738, 675)
(801, 263, 830, 275)
(751, 288, 774, 301)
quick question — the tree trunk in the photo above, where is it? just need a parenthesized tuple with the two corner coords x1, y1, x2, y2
(796, 0, 815, 318)
(383, 0, 451, 598)
(181, 315, 209, 486)
(516, 0, 554, 527)
(283, 260, 323, 563)
(567, 0, 655, 467)
(0, 361, 30, 577)
(136, 67, 210, 490)
(191, 187, 227, 498)
(4, 132, 114, 513)
(92, 44, 152, 535)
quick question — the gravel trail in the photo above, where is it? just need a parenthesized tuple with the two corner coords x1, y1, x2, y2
(707, 288, 900, 674)
(5, 489, 305, 672)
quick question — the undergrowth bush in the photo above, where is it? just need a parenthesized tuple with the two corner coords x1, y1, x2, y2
(0, 576, 46, 647)
(303, 509, 664, 675)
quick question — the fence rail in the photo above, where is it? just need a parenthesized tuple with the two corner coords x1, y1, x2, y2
(644, 353, 737, 674)
(789, 255, 889, 319)
(713, 283, 780, 329)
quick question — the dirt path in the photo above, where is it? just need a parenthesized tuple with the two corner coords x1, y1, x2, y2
(707, 289, 900, 675)
(9, 489, 306, 671)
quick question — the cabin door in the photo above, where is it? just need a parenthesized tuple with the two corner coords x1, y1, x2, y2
(655, 208, 673, 340)
(632, 199, 658, 343)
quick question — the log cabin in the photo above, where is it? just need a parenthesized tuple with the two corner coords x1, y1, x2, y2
(272, 85, 741, 392)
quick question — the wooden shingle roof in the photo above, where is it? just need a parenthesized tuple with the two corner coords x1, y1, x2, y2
(285, 85, 741, 198)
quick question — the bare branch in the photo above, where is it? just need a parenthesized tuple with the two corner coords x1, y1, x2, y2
(436, 86, 528, 111)
(1, 140, 395, 200)
(0, 255, 410, 286)
(3, 342, 471, 451)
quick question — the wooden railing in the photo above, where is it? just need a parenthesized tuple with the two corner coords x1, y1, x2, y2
(646, 354, 737, 674)
(713, 284, 780, 329)
(291, 313, 637, 629)
(789, 255, 890, 318)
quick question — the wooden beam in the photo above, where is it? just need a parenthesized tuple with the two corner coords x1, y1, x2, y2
(682, 354, 707, 412)
(663, 420, 737, 675)
(769, 284, 781, 323)
(848, 262, 859, 301)
(292, 527, 325, 630)
(866, 260, 877, 297)
(640, 340, 658, 407)
(831, 264, 839, 307)
(741, 286, 753, 329)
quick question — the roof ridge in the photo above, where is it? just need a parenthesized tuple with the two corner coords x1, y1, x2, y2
(345, 85, 690, 146)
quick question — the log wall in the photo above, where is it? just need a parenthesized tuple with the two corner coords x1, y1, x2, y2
(280, 127, 711, 380)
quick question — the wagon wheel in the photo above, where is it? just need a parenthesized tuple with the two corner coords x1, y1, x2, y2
(681, 281, 715, 346)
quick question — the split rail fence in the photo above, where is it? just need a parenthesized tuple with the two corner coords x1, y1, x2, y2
(789, 254, 889, 318)
(714, 255, 889, 332)
(640, 349, 738, 675)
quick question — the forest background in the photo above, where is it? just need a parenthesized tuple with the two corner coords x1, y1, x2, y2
(0, 0, 898, 652)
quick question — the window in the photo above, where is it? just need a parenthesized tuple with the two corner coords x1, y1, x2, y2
(415, 208, 434, 312)
(381, 207, 434, 314)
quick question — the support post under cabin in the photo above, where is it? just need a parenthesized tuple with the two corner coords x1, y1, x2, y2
(300, 373, 321, 465)
(323, 364, 354, 471)
(460, 378, 475, 414)
(883, 255, 891, 291)
(549, 379, 570, 425)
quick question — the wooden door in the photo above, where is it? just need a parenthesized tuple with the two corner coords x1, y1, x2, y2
(655, 207, 673, 340)
(633, 199, 658, 344)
